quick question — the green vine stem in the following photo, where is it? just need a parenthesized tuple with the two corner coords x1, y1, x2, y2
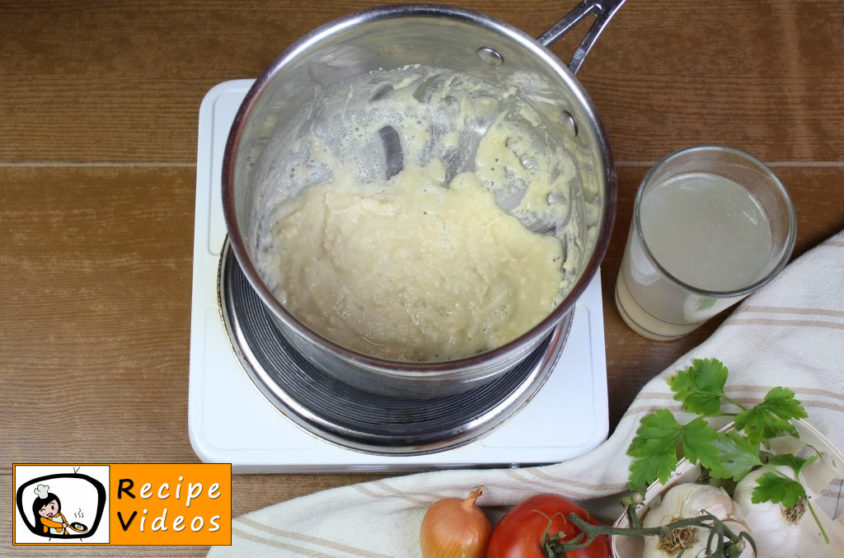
(620, 492, 644, 530)
(545, 509, 756, 558)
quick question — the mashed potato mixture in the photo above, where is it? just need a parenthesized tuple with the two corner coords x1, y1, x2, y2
(271, 161, 564, 361)
(254, 66, 583, 362)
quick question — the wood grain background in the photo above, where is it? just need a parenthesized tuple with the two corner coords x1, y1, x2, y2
(2, 1, 843, 555)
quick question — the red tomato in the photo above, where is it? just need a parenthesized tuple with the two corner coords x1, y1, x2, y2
(486, 493, 610, 558)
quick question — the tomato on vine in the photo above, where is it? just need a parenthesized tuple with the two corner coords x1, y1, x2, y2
(486, 493, 610, 558)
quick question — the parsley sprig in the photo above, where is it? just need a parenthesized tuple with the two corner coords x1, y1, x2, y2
(549, 358, 825, 557)
(628, 358, 820, 527)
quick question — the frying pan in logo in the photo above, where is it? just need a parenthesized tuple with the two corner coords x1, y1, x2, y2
(67, 522, 88, 533)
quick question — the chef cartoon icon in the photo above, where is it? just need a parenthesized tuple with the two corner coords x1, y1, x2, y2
(15, 466, 107, 544)
(32, 484, 74, 536)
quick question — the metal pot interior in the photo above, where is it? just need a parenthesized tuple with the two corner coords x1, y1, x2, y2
(223, 5, 615, 390)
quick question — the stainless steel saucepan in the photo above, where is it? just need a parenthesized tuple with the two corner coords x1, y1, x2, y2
(223, 1, 623, 399)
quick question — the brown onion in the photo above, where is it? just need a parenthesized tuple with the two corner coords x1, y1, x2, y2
(419, 486, 491, 558)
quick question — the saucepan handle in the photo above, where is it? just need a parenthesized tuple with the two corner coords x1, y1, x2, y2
(537, 0, 627, 74)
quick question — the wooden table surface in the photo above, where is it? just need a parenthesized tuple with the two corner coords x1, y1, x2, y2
(2, 0, 843, 555)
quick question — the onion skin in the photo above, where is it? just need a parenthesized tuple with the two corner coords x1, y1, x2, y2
(420, 487, 491, 558)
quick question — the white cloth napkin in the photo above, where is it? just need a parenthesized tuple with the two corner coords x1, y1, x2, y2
(208, 230, 844, 558)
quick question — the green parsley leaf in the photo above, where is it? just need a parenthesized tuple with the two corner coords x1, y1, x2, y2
(734, 387, 808, 445)
(627, 410, 682, 488)
(628, 409, 682, 455)
(680, 417, 720, 470)
(628, 453, 680, 491)
(708, 430, 762, 480)
(668, 358, 729, 415)
(752, 471, 807, 508)
(769, 453, 817, 475)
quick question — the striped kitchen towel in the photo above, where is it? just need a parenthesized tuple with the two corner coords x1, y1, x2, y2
(208, 230, 844, 557)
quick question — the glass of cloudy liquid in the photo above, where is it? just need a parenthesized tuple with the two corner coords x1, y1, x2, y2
(615, 145, 797, 341)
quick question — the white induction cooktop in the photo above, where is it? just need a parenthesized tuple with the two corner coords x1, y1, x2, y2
(188, 80, 609, 473)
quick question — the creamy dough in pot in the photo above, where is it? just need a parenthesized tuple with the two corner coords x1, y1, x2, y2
(270, 161, 564, 361)
(255, 65, 582, 362)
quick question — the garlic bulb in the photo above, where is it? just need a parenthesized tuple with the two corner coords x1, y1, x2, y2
(641, 483, 753, 558)
(733, 466, 844, 558)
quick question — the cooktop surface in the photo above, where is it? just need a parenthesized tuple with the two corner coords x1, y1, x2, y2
(188, 80, 609, 472)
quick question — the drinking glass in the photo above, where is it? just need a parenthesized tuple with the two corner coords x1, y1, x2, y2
(615, 145, 797, 341)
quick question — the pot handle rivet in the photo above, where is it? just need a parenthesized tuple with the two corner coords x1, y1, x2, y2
(477, 46, 504, 66)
